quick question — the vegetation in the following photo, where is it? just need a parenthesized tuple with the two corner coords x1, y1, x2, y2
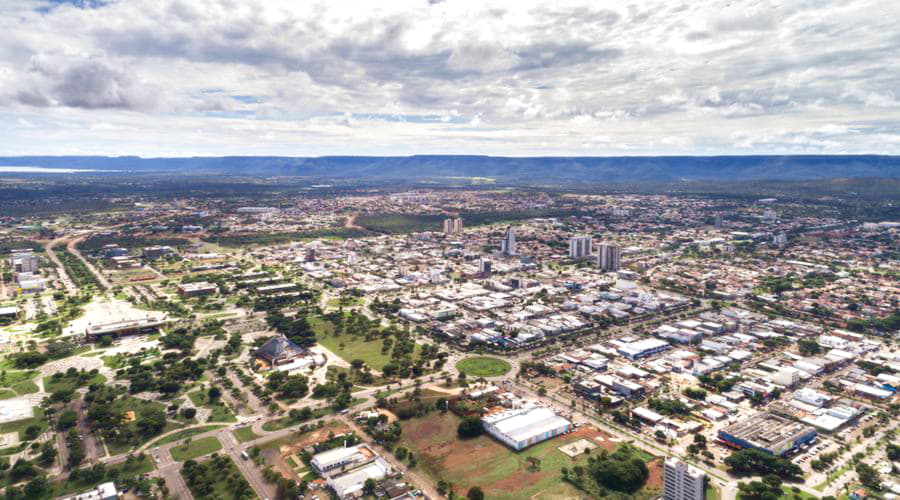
(204, 228, 368, 247)
(170, 436, 222, 462)
(563, 444, 652, 496)
(52, 246, 105, 290)
(181, 454, 254, 499)
(724, 448, 802, 479)
(455, 357, 511, 378)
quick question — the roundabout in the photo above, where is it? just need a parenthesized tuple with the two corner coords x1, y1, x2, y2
(454, 356, 512, 378)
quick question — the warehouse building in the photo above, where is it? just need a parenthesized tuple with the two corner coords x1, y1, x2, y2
(717, 412, 816, 456)
(617, 338, 671, 360)
(482, 406, 571, 451)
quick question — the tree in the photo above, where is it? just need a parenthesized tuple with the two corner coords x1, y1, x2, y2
(856, 463, 881, 491)
(363, 478, 377, 496)
(467, 486, 485, 500)
(457, 417, 483, 438)
(725, 448, 802, 479)
(207, 387, 222, 400)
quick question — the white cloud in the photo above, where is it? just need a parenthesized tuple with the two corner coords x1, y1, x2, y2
(0, 0, 898, 155)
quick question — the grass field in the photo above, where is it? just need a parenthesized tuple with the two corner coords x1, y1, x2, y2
(0, 370, 37, 388)
(233, 426, 260, 443)
(455, 356, 512, 378)
(170, 436, 222, 461)
(147, 425, 226, 448)
(43, 373, 106, 393)
(11, 380, 39, 395)
(400, 411, 611, 500)
(311, 316, 394, 371)
(187, 389, 238, 423)
(182, 455, 255, 499)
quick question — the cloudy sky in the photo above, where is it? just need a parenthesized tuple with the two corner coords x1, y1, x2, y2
(1, 0, 898, 156)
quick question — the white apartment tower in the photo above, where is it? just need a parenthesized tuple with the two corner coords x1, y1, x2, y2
(11, 252, 38, 274)
(597, 243, 621, 272)
(663, 457, 705, 500)
(568, 235, 592, 259)
(500, 226, 517, 256)
(443, 217, 463, 235)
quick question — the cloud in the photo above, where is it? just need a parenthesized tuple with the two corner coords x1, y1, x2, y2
(0, 0, 897, 156)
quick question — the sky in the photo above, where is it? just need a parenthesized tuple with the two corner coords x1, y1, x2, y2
(0, 0, 899, 157)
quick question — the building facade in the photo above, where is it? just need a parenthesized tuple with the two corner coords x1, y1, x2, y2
(597, 243, 621, 272)
(569, 235, 592, 259)
(663, 458, 705, 500)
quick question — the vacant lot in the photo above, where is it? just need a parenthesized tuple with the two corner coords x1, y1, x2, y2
(310, 315, 424, 372)
(455, 357, 511, 378)
(401, 411, 613, 499)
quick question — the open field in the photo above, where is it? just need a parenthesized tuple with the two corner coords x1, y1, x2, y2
(170, 436, 222, 461)
(455, 356, 511, 377)
(400, 411, 643, 500)
(43, 373, 106, 393)
(104, 397, 183, 455)
(233, 426, 260, 443)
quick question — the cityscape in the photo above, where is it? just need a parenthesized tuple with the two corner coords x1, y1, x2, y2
(1, 2, 899, 500)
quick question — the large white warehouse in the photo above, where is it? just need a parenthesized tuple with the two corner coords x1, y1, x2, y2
(482, 407, 571, 451)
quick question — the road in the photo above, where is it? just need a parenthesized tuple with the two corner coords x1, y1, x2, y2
(44, 236, 77, 293)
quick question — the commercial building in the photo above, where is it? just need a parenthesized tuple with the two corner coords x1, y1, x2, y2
(177, 281, 217, 297)
(10, 251, 38, 273)
(311, 444, 377, 475)
(254, 335, 309, 367)
(617, 338, 671, 360)
(597, 243, 621, 272)
(84, 318, 166, 340)
(142, 245, 174, 260)
(772, 367, 801, 387)
(443, 217, 463, 235)
(663, 457, 706, 500)
(569, 235, 592, 259)
(61, 481, 117, 500)
(482, 406, 570, 450)
(500, 226, 517, 256)
(717, 412, 817, 456)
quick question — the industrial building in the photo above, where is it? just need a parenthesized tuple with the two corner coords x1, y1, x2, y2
(482, 406, 571, 450)
(663, 457, 706, 500)
(717, 412, 817, 456)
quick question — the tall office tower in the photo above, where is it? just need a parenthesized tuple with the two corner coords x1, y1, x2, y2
(568, 235, 593, 259)
(479, 258, 492, 277)
(713, 214, 724, 228)
(663, 458, 705, 500)
(11, 252, 38, 273)
(597, 243, 621, 272)
(443, 217, 463, 235)
(500, 226, 517, 256)
(773, 233, 788, 247)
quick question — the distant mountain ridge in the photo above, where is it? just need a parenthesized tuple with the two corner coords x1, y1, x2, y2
(1, 155, 898, 182)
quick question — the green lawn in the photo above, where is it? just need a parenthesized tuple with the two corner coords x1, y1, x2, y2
(147, 425, 226, 448)
(0, 389, 16, 399)
(311, 315, 425, 372)
(43, 373, 106, 393)
(11, 380, 39, 395)
(0, 407, 47, 440)
(0, 370, 38, 388)
(233, 426, 260, 443)
(187, 390, 237, 423)
(455, 356, 512, 377)
(170, 436, 223, 461)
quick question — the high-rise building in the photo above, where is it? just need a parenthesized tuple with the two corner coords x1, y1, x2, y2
(479, 258, 492, 277)
(762, 210, 777, 223)
(713, 214, 724, 228)
(10, 252, 38, 273)
(569, 235, 592, 259)
(773, 233, 788, 247)
(597, 243, 621, 272)
(500, 226, 516, 256)
(663, 457, 705, 500)
(443, 217, 463, 235)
